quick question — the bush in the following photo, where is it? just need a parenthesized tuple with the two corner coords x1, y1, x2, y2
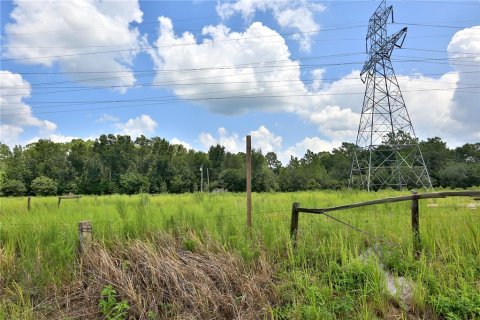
(31, 176, 58, 196)
(119, 172, 149, 195)
(0, 179, 27, 196)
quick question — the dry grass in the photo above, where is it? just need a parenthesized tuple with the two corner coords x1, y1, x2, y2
(48, 233, 276, 320)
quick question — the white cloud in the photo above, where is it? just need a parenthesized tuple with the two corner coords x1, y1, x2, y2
(146, 18, 365, 144)
(25, 133, 81, 145)
(199, 127, 242, 153)
(171, 138, 192, 150)
(199, 125, 283, 154)
(147, 18, 304, 115)
(0, 125, 24, 146)
(4, 0, 143, 92)
(216, 0, 325, 51)
(115, 114, 157, 138)
(0, 70, 57, 145)
(281, 137, 341, 164)
(198, 125, 342, 164)
(96, 113, 120, 123)
(447, 26, 480, 134)
(249, 125, 282, 153)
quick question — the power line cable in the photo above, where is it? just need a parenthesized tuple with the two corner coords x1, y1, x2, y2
(2, 21, 478, 62)
(2, 86, 479, 117)
(2, 53, 478, 92)
(3, 81, 478, 111)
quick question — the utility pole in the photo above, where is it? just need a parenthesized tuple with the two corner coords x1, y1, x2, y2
(199, 165, 203, 192)
(246, 135, 252, 228)
(206, 168, 210, 190)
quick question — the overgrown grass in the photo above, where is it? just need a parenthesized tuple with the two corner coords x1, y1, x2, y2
(0, 190, 479, 319)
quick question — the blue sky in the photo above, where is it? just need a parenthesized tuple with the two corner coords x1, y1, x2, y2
(1, 0, 479, 162)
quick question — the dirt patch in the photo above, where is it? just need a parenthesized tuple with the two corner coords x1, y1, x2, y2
(46, 234, 277, 319)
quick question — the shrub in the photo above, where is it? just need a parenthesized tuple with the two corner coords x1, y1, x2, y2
(0, 179, 27, 196)
(119, 172, 149, 195)
(31, 176, 58, 196)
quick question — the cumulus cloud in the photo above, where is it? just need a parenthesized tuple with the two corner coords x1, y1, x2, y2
(199, 126, 283, 154)
(96, 113, 120, 123)
(250, 125, 283, 153)
(0, 70, 57, 145)
(25, 134, 82, 145)
(115, 114, 157, 138)
(447, 26, 480, 136)
(199, 127, 242, 153)
(197, 125, 341, 164)
(171, 138, 192, 150)
(4, 0, 143, 92)
(216, 0, 325, 51)
(281, 137, 341, 163)
(147, 17, 304, 115)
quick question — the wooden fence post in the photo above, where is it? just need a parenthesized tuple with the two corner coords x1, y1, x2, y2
(411, 191, 420, 259)
(246, 135, 252, 229)
(78, 220, 92, 254)
(27, 196, 31, 211)
(58, 197, 61, 208)
(290, 202, 300, 247)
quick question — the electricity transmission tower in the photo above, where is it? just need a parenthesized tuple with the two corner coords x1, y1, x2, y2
(349, 0, 432, 191)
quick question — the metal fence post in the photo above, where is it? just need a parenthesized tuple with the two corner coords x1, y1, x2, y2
(290, 202, 300, 247)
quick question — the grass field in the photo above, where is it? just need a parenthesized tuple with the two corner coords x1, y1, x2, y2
(0, 190, 479, 319)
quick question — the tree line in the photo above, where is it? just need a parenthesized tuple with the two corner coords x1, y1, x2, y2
(0, 135, 478, 196)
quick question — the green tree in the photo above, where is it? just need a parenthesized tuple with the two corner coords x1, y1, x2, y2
(419, 137, 454, 185)
(119, 172, 149, 194)
(438, 163, 480, 188)
(0, 179, 27, 196)
(218, 168, 245, 192)
(265, 151, 282, 174)
(455, 143, 480, 163)
(31, 176, 58, 196)
(208, 144, 226, 181)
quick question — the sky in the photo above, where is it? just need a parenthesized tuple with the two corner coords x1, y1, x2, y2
(1, 0, 479, 163)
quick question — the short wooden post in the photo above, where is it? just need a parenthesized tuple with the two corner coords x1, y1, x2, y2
(290, 202, 300, 247)
(246, 135, 252, 229)
(58, 197, 61, 208)
(27, 196, 31, 211)
(78, 220, 92, 254)
(411, 191, 420, 259)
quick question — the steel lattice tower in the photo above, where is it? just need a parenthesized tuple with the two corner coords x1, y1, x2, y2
(349, 0, 432, 191)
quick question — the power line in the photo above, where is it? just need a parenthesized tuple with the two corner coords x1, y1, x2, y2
(3, 79, 478, 111)
(0, 25, 369, 62)
(2, 86, 479, 117)
(2, 21, 478, 62)
(2, 74, 475, 97)
(2, 53, 478, 92)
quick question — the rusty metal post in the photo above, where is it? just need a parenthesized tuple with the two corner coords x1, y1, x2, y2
(290, 202, 300, 247)
(78, 220, 92, 254)
(411, 191, 420, 259)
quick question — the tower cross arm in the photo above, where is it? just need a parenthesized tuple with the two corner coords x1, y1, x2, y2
(366, 2, 393, 40)
(384, 27, 408, 58)
(359, 27, 407, 81)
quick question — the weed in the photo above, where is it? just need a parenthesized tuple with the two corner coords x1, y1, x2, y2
(99, 285, 130, 320)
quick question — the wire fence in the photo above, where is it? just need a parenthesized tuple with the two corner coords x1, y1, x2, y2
(1, 192, 478, 257)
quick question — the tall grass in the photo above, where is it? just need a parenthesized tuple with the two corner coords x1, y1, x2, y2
(0, 190, 479, 319)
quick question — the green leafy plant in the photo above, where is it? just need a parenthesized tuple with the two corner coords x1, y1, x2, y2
(98, 285, 129, 320)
